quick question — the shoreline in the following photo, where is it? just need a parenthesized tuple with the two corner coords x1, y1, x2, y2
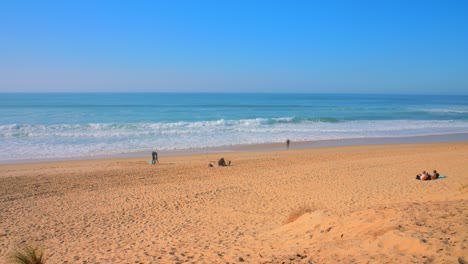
(2, 132, 468, 165)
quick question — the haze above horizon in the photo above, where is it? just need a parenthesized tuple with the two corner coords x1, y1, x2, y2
(1, 0, 467, 94)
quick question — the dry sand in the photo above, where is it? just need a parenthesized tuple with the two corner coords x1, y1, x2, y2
(0, 142, 467, 263)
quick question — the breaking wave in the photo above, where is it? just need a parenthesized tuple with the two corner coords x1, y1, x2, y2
(1, 118, 468, 161)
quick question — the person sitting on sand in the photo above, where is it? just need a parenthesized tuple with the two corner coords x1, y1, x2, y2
(432, 170, 439, 180)
(218, 158, 226, 166)
(217, 158, 231, 166)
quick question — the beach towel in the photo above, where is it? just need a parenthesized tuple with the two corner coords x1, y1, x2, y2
(149, 160, 155, 165)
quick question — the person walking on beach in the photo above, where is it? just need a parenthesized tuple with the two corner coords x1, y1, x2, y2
(286, 139, 291, 149)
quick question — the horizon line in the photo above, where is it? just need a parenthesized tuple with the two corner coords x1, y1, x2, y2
(1, 91, 468, 96)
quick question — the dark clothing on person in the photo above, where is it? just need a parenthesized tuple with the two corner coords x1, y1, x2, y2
(152, 151, 158, 163)
(218, 158, 226, 166)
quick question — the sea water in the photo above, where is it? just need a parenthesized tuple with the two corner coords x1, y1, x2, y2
(1, 93, 467, 162)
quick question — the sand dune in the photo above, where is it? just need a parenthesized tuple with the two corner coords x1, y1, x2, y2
(1, 142, 467, 263)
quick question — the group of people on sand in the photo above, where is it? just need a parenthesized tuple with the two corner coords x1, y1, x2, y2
(152, 138, 292, 166)
(416, 170, 439, 181)
(209, 157, 231, 167)
(151, 149, 231, 168)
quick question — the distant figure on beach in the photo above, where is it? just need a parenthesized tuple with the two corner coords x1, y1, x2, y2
(417, 171, 431, 181)
(286, 139, 291, 149)
(218, 158, 231, 166)
(152, 150, 158, 164)
(416, 170, 443, 181)
(218, 158, 226, 166)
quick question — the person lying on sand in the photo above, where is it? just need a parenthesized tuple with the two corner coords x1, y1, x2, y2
(416, 170, 442, 181)
(416, 171, 431, 181)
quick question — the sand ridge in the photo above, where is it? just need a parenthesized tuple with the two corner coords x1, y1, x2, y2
(0, 142, 467, 263)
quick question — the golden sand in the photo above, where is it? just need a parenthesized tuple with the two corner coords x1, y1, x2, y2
(1, 142, 467, 263)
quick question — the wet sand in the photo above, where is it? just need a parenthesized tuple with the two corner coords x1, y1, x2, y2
(1, 142, 467, 263)
(3, 133, 468, 165)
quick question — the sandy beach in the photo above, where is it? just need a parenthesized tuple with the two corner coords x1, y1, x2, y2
(0, 142, 467, 263)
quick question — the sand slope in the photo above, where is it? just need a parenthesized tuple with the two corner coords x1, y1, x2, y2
(1, 142, 467, 263)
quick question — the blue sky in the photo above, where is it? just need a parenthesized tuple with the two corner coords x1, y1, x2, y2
(0, 0, 467, 94)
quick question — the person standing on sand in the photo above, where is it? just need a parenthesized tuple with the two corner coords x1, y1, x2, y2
(152, 150, 158, 164)
(286, 139, 291, 149)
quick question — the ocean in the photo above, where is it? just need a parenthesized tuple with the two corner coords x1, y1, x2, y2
(1, 93, 468, 163)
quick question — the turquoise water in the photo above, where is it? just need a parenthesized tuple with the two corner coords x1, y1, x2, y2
(1, 93, 467, 162)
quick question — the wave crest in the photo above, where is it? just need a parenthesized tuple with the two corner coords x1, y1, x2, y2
(1, 118, 468, 161)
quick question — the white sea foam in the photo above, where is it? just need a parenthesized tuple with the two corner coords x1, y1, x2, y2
(419, 108, 468, 114)
(1, 118, 468, 161)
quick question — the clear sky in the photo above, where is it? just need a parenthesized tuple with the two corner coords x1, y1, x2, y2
(1, 0, 467, 94)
